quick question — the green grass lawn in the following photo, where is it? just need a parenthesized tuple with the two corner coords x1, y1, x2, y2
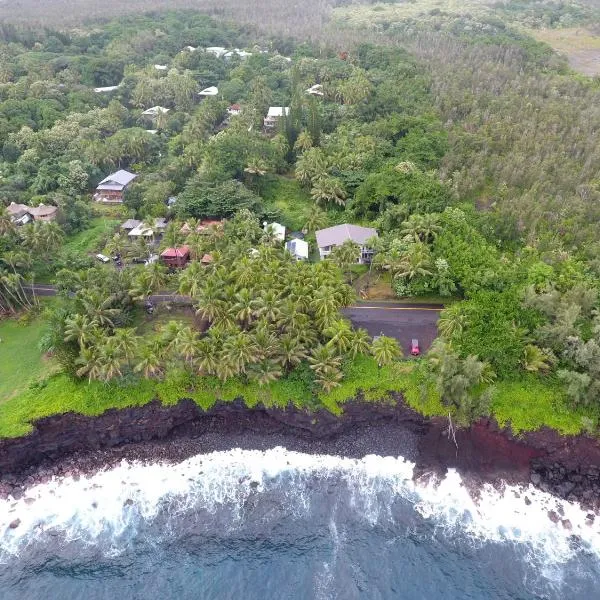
(258, 174, 313, 231)
(0, 312, 59, 403)
(62, 217, 120, 255)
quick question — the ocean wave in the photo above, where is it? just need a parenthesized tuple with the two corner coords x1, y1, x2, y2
(0, 448, 598, 568)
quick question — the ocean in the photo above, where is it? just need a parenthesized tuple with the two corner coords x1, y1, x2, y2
(0, 448, 599, 599)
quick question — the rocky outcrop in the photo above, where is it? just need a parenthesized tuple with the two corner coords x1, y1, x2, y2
(1, 398, 600, 508)
(0, 398, 427, 475)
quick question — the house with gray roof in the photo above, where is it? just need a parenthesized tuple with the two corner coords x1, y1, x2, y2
(95, 170, 137, 203)
(315, 224, 377, 264)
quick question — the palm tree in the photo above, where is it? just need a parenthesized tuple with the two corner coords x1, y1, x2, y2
(310, 175, 346, 207)
(309, 344, 342, 376)
(174, 326, 198, 366)
(400, 213, 442, 244)
(195, 280, 225, 324)
(277, 334, 307, 369)
(522, 344, 554, 373)
(98, 337, 123, 381)
(349, 328, 371, 358)
(252, 290, 282, 323)
(371, 335, 402, 366)
(330, 240, 360, 281)
(76, 346, 103, 382)
(106, 233, 129, 259)
(303, 206, 328, 235)
(178, 261, 204, 298)
(315, 367, 343, 393)
(324, 318, 354, 354)
(135, 342, 163, 379)
(196, 338, 218, 376)
(293, 130, 313, 153)
(64, 314, 99, 347)
(223, 330, 258, 374)
(78, 291, 120, 328)
(113, 328, 138, 368)
(0, 207, 15, 236)
(162, 222, 183, 251)
(295, 147, 327, 186)
(395, 243, 433, 282)
(250, 359, 282, 386)
(41, 221, 64, 252)
(437, 304, 467, 340)
(311, 286, 339, 324)
(244, 158, 268, 187)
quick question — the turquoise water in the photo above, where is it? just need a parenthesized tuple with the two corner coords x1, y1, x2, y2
(1, 449, 598, 599)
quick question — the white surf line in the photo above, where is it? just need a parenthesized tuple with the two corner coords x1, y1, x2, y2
(0, 448, 597, 566)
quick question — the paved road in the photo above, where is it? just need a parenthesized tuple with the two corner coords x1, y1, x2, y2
(342, 302, 441, 354)
(25, 285, 441, 350)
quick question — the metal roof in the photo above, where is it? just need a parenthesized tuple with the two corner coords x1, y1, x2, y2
(97, 170, 137, 189)
(315, 224, 377, 248)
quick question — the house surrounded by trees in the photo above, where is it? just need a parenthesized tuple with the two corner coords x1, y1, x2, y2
(316, 224, 377, 264)
(94, 170, 137, 203)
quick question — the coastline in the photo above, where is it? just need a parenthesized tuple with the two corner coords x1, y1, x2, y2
(0, 397, 599, 513)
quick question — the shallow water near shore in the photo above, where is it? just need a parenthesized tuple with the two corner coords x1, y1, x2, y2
(0, 448, 599, 599)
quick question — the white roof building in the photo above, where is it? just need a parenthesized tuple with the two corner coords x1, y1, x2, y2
(154, 64, 168, 71)
(267, 107, 290, 118)
(199, 86, 219, 96)
(286, 238, 309, 260)
(205, 47, 227, 58)
(141, 106, 170, 116)
(264, 107, 290, 130)
(224, 49, 253, 60)
(183, 46, 197, 52)
(97, 170, 137, 192)
(128, 223, 155, 238)
(264, 221, 286, 242)
(94, 85, 120, 93)
(306, 84, 324, 97)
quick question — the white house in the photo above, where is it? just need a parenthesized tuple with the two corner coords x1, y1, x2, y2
(315, 224, 378, 264)
(199, 86, 219, 97)
(183, 46, 197, 52)
(286, 238, 309, 260)
(264, 106, 289, 130)
(264, 221, 286, 242)
(224, 49, 253, 60)
(205, 46, 227, 58)
(94, 85, 120, 93)
(141, 106, 170, 117)
(305, 84, 324, 97)
(127, 218, 167, 239)
(227, 104, 241, 116)
(154, 64, 168, 71)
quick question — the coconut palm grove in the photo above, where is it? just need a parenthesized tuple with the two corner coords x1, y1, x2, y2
(1, 8, 600, 439)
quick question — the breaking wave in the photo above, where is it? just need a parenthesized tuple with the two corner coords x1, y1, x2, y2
(1, 448, 599, 598)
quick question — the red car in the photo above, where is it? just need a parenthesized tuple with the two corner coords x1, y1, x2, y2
(411, 339, 420, 356)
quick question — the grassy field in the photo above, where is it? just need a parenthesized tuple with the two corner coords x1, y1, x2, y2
(528, 27, 600, 75)
(62, 217, 120, 255)
(0, 312, 58, 403)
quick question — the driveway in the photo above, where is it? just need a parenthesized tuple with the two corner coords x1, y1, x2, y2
(342, 302, 441, 354)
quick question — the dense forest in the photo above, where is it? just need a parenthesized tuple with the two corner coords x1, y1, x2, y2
(2, 3, 600, 437)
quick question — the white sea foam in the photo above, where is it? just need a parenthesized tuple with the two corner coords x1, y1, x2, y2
(0, 447, 598, 568)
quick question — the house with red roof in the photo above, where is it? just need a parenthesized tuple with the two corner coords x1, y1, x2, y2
(161, 245, 190, 268)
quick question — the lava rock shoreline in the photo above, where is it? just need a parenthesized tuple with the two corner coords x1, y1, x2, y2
(0, 396, 600, 509)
